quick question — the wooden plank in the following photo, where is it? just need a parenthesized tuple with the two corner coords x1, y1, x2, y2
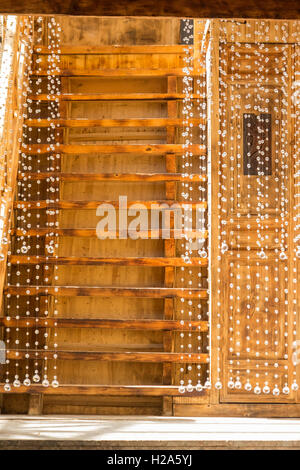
(34, 45, 187, 54)
(24, 118, 205, 127)
(208, 19, 220, 405)
(18, 172, 207, 182)
(30, 68, 205, 77)
(22, 144, 206, 155)
(285, 43, 296, 399)
(5, 350, 209, 363)
(27, 93, 203, 102)
(0, 317, 209, 331)
(11, 228, 208, 239)
(9, 255, 208, 267)
(14, 200, 207, 209)
(4, 286, 208, 299)
(163, 75, 178, 414)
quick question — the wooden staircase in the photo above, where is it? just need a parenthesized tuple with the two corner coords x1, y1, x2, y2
(1, 18, 209, 415)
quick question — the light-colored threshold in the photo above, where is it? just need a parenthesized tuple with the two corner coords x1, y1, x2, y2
(0, 416, 300, 449)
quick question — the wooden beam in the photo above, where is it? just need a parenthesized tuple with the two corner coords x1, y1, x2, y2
(4, 286, 208, 299)
(0, 1, 299, 19)
(5, 350, 209, 363)
(0, 317, 209, 331)
(18, 172, 207, 182)
(24, 118, 205, 127)
(9, 255, 208, 267)
(22, 143, 206, 155)
(14, 200, 207, 209)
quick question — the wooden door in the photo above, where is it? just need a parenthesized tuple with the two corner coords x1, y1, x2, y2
(215, 21, 300, 403)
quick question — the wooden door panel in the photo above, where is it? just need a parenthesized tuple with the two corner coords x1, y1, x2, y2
(225, 84, 285, 216)
(223, 254, 286, 361)
(222, 366, 294, 403)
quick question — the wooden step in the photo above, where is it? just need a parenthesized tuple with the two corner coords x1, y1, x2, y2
(0, 384, 205, 396)
(4, 286, 208, 299)
(0, 317, 208, 331)
(12, 228, 208, 239)
(24, 117, 205, 127)
(14, 200, 207, 209)
(22, 144, 205, 155)
(6, 350, 208, 363)
(27, 93, 204, 102)
(34, 45, 189, 54)
(30, 68, 205, 77)
(9, 255, 208, 267)
(18, 172, 207, 182)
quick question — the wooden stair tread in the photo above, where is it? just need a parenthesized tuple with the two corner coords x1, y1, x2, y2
(0, 317, 208, 331)
(6, 350, 208, 362)
(27, 93, 204, 102)
(9, 255, 208, 267)
(24, 117, 205, 127)
(18, 172, 207, 182)
(22, 143, 206, 155)
(4, 286, 208, 298)
(30, 68, 205, 77)
(14, 200, 207, 209)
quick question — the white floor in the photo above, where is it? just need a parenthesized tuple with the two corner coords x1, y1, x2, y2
(0, 416, 300, 448)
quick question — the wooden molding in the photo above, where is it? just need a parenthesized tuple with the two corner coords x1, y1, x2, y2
(0, 1, 299, 19)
